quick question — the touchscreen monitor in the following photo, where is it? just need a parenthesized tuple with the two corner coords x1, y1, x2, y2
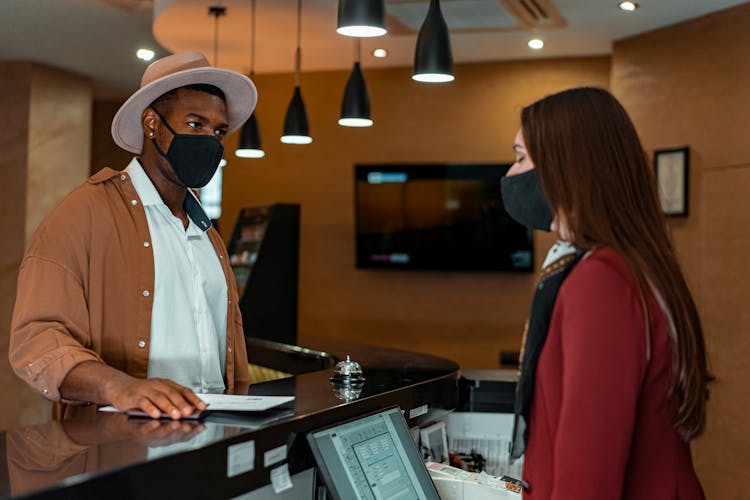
(307, 407, 440, 500)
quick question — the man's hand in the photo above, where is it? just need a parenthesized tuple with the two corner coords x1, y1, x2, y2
(107, 377, 207, 420)
(60, 361, 207, 420)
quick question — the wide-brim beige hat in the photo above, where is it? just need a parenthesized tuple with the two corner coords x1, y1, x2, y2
(111, 51, 257, 154)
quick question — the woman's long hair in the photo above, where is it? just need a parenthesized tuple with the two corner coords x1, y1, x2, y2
(521, 87, 710, 441)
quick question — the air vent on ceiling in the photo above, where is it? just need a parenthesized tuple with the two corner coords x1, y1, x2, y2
(98, 0, 153, 13)
(386, 0, 565, 34)
(503, 0, 564, 27)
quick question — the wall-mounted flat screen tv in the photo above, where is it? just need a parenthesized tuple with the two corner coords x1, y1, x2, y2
(355, 164, 533, 272)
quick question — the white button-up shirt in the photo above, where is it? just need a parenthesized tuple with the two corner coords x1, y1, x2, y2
(125, 158, 227, 393)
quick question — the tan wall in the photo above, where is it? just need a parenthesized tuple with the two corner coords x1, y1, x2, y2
(612, 3, 750, 497)
(219, 57, 611, 368)
(0, 62, 92, 430)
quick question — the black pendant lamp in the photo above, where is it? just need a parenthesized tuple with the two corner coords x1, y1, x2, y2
(339, 39, 372, 127)
(412, 0, 454, 83)
(236, 114, 264, 158)
(281, 0, 312, 145)
(236, 0, 265, 158)
(208, 5, 230, 167)
(336, 0, 386, 37)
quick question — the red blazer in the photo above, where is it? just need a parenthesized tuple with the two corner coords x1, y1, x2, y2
(522, 248, 704, 499)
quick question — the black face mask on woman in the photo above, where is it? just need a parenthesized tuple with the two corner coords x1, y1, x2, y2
(149, 106, 224, 189)
(500, 169, 554, 231)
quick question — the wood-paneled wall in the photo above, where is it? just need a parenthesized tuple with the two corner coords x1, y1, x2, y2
(612, 3, 750, 497)
(219, 57, 611, 368)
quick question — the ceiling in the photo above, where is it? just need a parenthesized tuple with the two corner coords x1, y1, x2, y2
(0, 0, 746, 99)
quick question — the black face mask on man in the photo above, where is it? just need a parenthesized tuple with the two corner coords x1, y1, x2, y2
(149, 106, 224, 189)
(500, 169, 554, 232)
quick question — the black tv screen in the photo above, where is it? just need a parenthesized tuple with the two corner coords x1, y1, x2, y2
(355, 164, 534, 272)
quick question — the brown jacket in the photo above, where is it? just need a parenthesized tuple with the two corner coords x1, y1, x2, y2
(9, 167, 249, 416)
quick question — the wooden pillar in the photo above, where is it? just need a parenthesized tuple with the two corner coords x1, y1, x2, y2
(0, 61, 92, 429)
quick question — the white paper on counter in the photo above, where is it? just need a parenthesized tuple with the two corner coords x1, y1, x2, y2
(198, 394, 294, 412)
(99, 394, 294, 415)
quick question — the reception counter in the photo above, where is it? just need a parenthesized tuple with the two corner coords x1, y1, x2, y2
(1, 338, 461, 499)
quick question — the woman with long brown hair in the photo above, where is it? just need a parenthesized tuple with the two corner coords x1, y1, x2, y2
(503, 87, 710, 499)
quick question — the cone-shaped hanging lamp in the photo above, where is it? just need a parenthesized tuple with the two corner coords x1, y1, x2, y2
(339, 62, 372, 127)
(336, 0, 386, 37)
(281, 85, 312, 144)
(412, 0, 454, 83)
(235, 0, 265, 158)
(236, 114, 265, 157)
(281, 0, 312, 144)
(339, 40, 372, 127)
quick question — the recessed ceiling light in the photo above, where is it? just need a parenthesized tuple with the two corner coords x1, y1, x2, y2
(219, 158, 227, 168)
(373, 48, 388, 58)
(618, 1, 639, 12)
(528, 39, 544, 50)
(136, 49, 155, 61)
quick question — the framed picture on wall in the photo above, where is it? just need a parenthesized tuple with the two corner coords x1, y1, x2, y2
(654, 146, 689, 217)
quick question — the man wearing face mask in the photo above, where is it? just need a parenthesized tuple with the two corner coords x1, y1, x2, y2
(9, 52, 256, 420)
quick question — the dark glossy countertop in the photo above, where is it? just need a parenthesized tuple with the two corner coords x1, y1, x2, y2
(0, 339, 460, 499)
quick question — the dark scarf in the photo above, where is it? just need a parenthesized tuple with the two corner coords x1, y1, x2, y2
(510, 247, 585, 460)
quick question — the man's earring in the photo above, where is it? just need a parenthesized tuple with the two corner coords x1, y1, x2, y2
(148, 132, 154, 137)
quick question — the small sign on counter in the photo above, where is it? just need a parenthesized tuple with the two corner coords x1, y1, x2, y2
(227, 440, 255, 478)
(271, 463, 293, 493)
(409, 404, 429, 419)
